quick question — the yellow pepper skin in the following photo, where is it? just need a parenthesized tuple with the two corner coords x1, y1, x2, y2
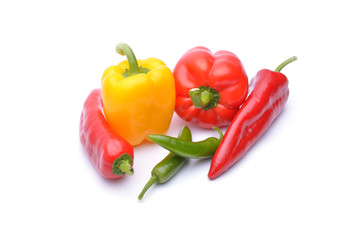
(101, 43, 175, 146)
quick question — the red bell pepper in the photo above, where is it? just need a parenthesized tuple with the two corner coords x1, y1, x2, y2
(208, 56, 297, 180)
(79, 89, 134, 179)
(173, 46, 248, 128)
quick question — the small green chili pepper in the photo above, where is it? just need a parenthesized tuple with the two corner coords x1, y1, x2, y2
(147, 126, 223, 159)
(138, 125, 192, 200)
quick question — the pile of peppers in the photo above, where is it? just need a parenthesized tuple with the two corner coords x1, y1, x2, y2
(79, 42, 296, 199)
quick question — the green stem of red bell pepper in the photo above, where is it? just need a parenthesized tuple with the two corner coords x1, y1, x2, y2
(189, 86, 220, 110)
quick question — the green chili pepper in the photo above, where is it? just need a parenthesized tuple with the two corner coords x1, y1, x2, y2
(147, 126, 223, 159)
(138, 125, 192, 200)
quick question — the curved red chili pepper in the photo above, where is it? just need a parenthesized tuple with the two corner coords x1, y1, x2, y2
(173, 46, 248, 128)
(79, 89, 134, 179)
(208, 57, 297, 180)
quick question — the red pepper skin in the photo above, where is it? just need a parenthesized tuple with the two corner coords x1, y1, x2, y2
(174, 46, 248, 128)
(208, 57, 296, 180)
(80, 89, 134, 179)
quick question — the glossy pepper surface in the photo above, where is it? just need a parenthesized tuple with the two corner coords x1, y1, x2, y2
(208, 56, 297, 180)
(80, 89, 134, 179)
(101, 43, 176, 146)
(148, 127, 223, 159)
(173, 46, 248, 128)
(138, 126, 192, 200)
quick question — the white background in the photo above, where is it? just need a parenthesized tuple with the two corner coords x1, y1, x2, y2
(1, 0, 359, 239)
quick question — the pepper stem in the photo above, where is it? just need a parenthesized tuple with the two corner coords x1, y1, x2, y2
(116, 43, 140, 77)
(274, 56, 298, 72)
(213, 126, 224, 141)
(189, 86, 220, 111)
(118, 161, 134, 176)
(112, 153, 134, 176)
(200, 89, 214, 107)
(138, 175, 158, 200)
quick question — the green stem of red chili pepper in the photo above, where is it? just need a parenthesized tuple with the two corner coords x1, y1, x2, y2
(147, 127, 223, 159)
(112, 153, 134, 176)
(138, 126, 192, 200)
(274, 56, 298, 72)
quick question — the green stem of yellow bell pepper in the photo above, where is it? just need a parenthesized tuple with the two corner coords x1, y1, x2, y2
(116, 43, 150, 78)
(116, 43, 141, 77)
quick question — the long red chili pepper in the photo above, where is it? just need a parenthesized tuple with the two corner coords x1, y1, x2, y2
(208, 56, 297, 180)
(80, 88, 134, 179)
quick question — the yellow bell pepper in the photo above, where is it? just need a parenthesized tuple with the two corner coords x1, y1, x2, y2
(101, 43, 175, 146)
